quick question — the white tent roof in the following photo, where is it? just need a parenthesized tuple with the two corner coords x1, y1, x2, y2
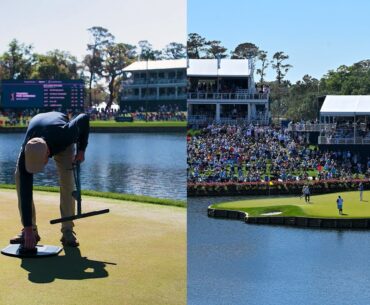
(123, 58, 251, 77)
(93, 102, 119, 110)
(187, 59, 251, 77)
(123, 59, 186, 72)
(320, 95, 370, 116)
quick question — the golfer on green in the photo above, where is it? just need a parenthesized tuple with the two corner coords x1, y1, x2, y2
(10, 111, 89, 250)
(337, 195, 343, 215)
(359, 182, 364, 201)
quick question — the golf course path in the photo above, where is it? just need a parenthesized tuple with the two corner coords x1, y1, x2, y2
(0, 189, 186, 305)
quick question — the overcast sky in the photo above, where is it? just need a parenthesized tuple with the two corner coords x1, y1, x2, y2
(0, 0, 186, 61)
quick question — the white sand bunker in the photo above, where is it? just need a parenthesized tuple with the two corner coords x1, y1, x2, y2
(261, 211, 282, 216)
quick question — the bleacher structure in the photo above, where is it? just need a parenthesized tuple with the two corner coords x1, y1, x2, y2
(187, 58, 270, 126)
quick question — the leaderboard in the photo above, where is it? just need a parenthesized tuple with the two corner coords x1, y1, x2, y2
(1, 80, 84, 109)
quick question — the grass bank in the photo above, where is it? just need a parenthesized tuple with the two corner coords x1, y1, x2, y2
(211, 190, 370, 218)
(90, 120, 186, 128)
(0, 184, 186, 208)
(0, 120, 186, 129)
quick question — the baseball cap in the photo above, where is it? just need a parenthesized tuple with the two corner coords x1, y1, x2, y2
(25, 137, 48, 173)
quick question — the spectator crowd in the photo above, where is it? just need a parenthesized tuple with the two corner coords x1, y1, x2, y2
(187, 123, 370, 183)
(0, 104, 186, 126)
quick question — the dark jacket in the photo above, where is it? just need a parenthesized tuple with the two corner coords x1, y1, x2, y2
(18, 111, 89, 227)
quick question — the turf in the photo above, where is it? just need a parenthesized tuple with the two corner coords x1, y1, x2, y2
(211, 190, 370, 218)
(0, 189, 185, 305)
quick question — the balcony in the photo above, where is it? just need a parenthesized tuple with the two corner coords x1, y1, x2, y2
(187, 114, 270, 126)
(318, 136, 370, 145)
(123, 78, 187, 87)
(286, 123, 337, 132)
(122, 94, 187, 101)
(187, 92, 269, 103)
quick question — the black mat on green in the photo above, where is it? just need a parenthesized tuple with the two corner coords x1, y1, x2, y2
(1, 244, 62, 258)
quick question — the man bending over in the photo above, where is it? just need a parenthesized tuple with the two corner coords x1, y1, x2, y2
(10, 111, 89, 250)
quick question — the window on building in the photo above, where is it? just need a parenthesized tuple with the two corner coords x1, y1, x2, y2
(125, 88, 134, 95)
(178, 87, 186, 95)
(168, 71, 176, 78)
(168, 87, 176, 96)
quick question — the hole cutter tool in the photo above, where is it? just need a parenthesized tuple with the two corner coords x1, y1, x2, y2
(50, 162, 110, 224)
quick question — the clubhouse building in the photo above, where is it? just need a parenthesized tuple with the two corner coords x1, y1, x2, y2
(121, 59, 187, 111)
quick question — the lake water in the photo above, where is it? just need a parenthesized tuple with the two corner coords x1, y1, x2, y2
(188, 196, 370, 305)
(0, 133, 186, 200)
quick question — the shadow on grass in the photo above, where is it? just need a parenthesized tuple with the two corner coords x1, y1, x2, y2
(20, 247, 115, 283)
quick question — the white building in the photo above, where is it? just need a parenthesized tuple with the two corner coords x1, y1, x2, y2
(318, 95, 370, 145)
(187, 58, 270, 125)
(121, 59, 187, 111)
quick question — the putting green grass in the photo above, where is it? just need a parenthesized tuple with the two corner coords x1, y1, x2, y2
(211, 191, 370, 218)
(90, 120, 186, 128)
(0, 189, 185, 305)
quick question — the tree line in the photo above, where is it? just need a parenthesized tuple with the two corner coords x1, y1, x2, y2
(282, 60, 370, 121)
(187, 33, 292, 85)
(2, 29, 369, 119)
(0, 26, 186, 109)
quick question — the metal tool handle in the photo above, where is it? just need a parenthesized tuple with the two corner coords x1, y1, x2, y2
(50, 161, 110, 225)
(50, 209, 110, 224)
(72, 162, 82, 215)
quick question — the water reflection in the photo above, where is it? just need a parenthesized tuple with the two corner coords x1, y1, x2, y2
(0, 133, 186, 200)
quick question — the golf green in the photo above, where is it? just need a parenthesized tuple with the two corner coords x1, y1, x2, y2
(0, 189, 185, 305)
(211, 190, 370, 218)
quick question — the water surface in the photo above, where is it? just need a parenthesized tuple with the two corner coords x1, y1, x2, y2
(188, 196, 370, 305)
(0, 133, 186, 200)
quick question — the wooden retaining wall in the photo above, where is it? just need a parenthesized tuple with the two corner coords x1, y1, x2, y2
(207, 207, 370, 229)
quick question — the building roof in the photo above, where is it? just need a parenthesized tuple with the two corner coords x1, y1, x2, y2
(320, 95, 370, 116)
(187, 59, 251, 77)
(123, 58, 251, 77)
(123, 59, 186, 72)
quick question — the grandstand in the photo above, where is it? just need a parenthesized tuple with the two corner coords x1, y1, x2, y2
(187, 95, 370, 196)
(121, 59, 187, 111)
(187, 58, 270, 126)
(318, 95, 370, 145)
